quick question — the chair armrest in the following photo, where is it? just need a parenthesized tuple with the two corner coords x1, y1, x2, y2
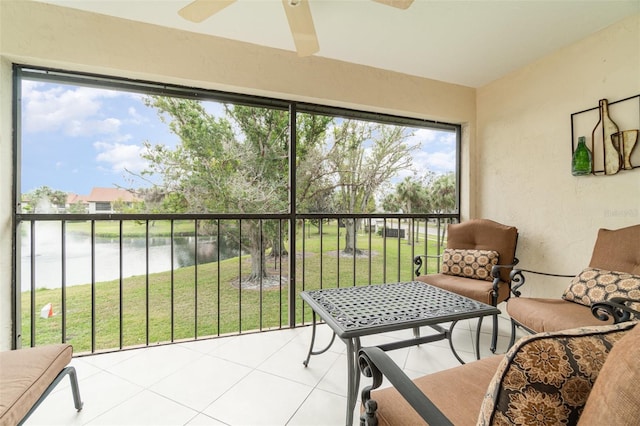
(508, 268, 574, 297)
(592, 297, 640, 323)
(490, 257, 520, 292)
(413, 254, 442, 277)
(358, 346, 453, 426)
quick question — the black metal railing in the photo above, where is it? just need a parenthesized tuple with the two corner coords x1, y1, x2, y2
(14, 212, 458, 354)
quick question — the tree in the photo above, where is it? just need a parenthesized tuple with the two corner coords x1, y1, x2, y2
(25, 186, 67, 213)
(395, 176, 430, 244)
(429, 173, 456, 214)
(140, 97, 333, 284)
(429, 172, 457, 241)
(381, 175, 432, 244)
(327, 121, 417, 254)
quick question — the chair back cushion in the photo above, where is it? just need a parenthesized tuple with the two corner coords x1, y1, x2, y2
(589, 224, 640, 275)
(447, 219, 518, 282)
(477, 321, 637, 426)
(577, 320, 640, 425)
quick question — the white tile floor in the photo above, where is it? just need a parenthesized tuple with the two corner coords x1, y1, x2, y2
(25, 312, 525, 426)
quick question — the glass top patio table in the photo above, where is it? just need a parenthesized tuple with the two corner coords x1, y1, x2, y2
(300, 281, 500, 426)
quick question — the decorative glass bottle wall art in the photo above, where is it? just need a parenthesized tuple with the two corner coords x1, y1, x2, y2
(614, 129, 639, 170)
(572, 136, 592, 176)
(570, 94, 640, 176)
(592, 99, 621, 175)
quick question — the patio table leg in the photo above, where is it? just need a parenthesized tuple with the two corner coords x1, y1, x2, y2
(448, 320, 468, 364)
(303, 310, 337, 367)
(345, 337, 362, 426)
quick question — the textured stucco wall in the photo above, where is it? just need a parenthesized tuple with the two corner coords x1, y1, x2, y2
(477, 14, 640, 298)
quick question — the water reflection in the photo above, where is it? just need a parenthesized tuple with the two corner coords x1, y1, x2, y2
(20, 223, 239, 291)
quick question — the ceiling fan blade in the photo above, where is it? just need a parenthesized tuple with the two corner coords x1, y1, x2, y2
(371, 0, 414, 10)
(282, 0, 319, 57)
(178, 0, 237, 23)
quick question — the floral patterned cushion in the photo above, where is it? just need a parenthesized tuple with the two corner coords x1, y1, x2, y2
(477, 321, 637, 426)
(441, 248, 499, 281)
(562, 267, 640, 307)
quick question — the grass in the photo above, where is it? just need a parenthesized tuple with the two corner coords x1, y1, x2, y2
(21, 222, 445, 354)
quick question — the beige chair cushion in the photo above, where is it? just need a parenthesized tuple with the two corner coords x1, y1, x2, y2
(577, 321, 640, 425)
(589, 224, 640, 275)
(369, 355, 503, 426)
(506, 224, 640, 335)
(416, 273, 510, 306)
(446, 219, 518, 283)
(478, 321, 637, 426)
(506, 297, 613, 333)
(0, 344, 73, 425)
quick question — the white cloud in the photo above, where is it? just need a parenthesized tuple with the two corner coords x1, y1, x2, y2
(94, 141, 148, 174)
(406, 128, 437, 147)
(127, 106, 146, 125)
(412, 149, 455, 174)
(22, 82, 122, 136)
(426, 151, 456, 173)
(67, 117, 122, 137)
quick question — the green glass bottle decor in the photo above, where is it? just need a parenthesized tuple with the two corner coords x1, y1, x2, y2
(572, 136, 592, 176)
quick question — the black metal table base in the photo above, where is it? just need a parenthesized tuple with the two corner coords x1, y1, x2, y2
(302, 311, 337, 367)
(303, 318, 474, 425)
(300, 282, 500, 426)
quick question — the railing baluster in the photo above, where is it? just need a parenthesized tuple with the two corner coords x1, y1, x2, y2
(30, 220, 35, 347)
(319, 219, 323, 291)
(396, 218, 401, 282)
(170, 219, 175, 342)
(238, 218, 242, 333)
(194, 219, 198, 339)
(382, 218, 387, 283)
(336, 217, 340, 288)
(368, 218, 373, 285)
(216, 219, 221, 337)
(61, 220, 66, 344)
(91, 220, 96, 353)
(119, 220, 124, 350)
(352, 219, 356, 287)
(259, 219, 263, 331)
(145, 220, 150, 346)
(278, 219, 283, 329)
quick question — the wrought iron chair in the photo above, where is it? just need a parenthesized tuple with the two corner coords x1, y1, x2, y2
(506, 223, 640, 347)
(413, 219, 519, 356)
(358, 300, 640, 426)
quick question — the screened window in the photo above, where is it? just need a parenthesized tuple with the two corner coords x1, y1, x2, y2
(16, 66, 460, 217)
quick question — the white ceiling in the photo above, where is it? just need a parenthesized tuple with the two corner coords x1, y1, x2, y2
(37, 0, 640, 87)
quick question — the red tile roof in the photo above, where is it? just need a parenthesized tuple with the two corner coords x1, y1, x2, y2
(67, 187, 140, 204)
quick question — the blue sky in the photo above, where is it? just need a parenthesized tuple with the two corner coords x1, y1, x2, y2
(20, 79, 456, 196)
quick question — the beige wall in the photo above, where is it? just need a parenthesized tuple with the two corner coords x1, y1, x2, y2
(0, 1, 476, 349)
(477, 14, 640, 298)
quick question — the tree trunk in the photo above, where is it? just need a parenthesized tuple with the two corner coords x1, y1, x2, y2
(269, 236, 288, 258)
(245, 221, 268, 283)
(407, 218, 414, 245)
(342, 218, 363, 255)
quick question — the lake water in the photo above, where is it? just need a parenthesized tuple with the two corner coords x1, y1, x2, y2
(20, 224, 239, 292)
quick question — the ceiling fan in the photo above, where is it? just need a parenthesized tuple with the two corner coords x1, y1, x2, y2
(178, 0, 414, 57)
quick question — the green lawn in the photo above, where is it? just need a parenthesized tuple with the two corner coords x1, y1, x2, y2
(21, 221, 445, 354)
